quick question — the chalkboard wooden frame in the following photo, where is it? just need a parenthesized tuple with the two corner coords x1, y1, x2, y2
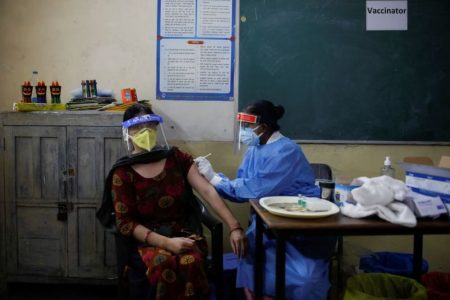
(238, 0, 450, 142)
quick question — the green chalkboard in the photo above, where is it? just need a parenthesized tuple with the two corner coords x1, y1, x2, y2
(239, 0, 450, 141)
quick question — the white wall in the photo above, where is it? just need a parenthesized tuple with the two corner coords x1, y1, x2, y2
(0, 0, 236, 141)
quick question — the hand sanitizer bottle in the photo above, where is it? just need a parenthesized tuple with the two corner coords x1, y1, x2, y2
(381, 156, 395, 178)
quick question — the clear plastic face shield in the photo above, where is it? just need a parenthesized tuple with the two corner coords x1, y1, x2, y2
(234, 112, 261, 154)
(122, 114, 170, 155)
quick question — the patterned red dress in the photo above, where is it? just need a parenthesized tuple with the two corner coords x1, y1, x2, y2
(112, 148, 209, 300)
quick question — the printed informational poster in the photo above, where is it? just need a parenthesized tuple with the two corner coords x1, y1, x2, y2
(157, 0, 236, 101)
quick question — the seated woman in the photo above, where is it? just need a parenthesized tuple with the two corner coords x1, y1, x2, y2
(108, 103, 247, 300)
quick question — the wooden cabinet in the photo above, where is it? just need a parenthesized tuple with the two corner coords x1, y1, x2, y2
(0, 111, 125, 285)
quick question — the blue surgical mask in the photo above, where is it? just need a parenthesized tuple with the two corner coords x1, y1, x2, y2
(239, 126, 261, 146)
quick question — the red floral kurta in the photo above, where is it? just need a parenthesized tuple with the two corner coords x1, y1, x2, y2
(112, 148, 209, 300)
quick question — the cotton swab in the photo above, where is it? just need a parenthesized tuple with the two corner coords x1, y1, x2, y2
(201, 153, 212, 159)
(194, 153, 212, 163)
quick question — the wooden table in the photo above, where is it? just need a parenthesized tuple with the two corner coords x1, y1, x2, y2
(250, 199, 450, 300)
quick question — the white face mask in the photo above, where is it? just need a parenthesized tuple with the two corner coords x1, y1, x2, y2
(239, 125, 261, 146)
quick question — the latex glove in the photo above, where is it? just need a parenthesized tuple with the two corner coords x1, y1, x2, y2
(194, 157, 223, 185)
(194, 156, 216, 181)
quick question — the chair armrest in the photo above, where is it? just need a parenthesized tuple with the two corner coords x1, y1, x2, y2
(199, 201, 223, 232)
(195, 196, 224, 300)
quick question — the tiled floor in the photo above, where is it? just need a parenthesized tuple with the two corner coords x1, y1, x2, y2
(1, 283, 117, 300)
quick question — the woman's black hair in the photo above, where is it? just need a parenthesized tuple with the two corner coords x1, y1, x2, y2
(245, 100, 285, 131)
(123, 103, 154, 122)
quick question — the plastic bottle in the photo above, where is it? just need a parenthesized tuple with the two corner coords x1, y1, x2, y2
(90, 80, 97, 97)
(30, 70, 38, 103)
(36, 80, 47, 103)
(85, 79, 91, 98)
(81, 80, 87, 98)
(381, 156, 395, 178)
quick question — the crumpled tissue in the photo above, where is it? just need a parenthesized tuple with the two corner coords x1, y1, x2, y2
(340, 175, 417, 227)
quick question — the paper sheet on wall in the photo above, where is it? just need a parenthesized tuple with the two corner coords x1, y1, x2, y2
(157, 0, 235, 100)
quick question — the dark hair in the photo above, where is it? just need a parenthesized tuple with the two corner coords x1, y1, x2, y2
(123, 103, 154, 122)
(245, 100, 285, 131)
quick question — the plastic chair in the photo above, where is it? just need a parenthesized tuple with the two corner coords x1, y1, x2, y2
(115, 194, 224, 300)
(310, 163, 333, 181)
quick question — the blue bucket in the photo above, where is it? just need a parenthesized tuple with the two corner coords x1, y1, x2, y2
(359, 251, 429, 278)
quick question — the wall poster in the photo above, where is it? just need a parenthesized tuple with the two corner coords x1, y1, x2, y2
(157, 0, 236, 101)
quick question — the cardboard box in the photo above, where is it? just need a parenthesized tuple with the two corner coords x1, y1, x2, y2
(439, 155, 450, 169)
(121, 88, 138, 104)
(400, 156, 450, 214)
(405, 190, 448, 218)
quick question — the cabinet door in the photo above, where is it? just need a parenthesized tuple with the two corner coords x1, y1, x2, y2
(67, 126, 125, 278)
(4, 126, 67, 276)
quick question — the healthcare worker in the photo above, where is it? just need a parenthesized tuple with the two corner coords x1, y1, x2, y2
(195, 100, 336, 300)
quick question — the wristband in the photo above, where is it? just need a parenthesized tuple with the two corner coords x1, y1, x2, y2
(144, 230, 152, 244)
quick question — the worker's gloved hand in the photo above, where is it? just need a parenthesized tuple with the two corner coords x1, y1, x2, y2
(194, 157, 216, 182)
(194, 157, 223, 186)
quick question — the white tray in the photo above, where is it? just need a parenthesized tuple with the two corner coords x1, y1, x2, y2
(259, 196, 340, 218)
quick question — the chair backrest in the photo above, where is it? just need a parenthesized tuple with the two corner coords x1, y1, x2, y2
(310, 163, 333, 180)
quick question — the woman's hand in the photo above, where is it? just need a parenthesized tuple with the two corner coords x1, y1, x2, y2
(164, 237, 196, 254)
(229, 228, 248, 258)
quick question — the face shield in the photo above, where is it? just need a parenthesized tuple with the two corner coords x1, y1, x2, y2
(122, 114, 170, 155)
(234, 112, 261, 153)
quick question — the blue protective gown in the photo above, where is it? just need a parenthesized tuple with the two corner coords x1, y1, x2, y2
(215, 132, 333, 300)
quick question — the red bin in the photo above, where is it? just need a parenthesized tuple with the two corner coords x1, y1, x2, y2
(421, 272, 450, 300)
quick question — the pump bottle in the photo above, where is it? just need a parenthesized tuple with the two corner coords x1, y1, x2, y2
(381, 156, 395, 178)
